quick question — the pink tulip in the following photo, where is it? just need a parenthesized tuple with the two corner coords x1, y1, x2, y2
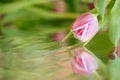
(50, 32, 65, 41)
(71, 50, 98, 75)
(51, 0, 65, 13)
(71, 13, 98, 42)
(88, 3, 94, 10)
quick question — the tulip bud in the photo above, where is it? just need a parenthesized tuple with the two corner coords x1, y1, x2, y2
(88, 3, 94, 10)
(71, 50, 98, 75)
(51, 0, 65, 13)
(49, 32, 67, 46)
(50, 32, 65, 41)
(71, 13, 98, 42)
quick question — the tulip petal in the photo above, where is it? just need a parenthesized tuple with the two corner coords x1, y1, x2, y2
(81, 55, 88, 71)
(81, 23, 89, 41)
(82, 18, 98, 42)
(71, 58, 85, 72)
(71, 13, 94, 31)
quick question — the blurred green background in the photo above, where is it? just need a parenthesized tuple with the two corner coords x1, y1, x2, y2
(0, 0, 94, 80)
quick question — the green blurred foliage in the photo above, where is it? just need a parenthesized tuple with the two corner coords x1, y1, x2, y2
(0, 0, 119, 80)
(107, 55, 120, 80)
(108, 0, 120, 46)
(94, 0, 106, 19)
(0, 0, 93, 80)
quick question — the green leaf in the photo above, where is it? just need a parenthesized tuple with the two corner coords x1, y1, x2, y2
(108, 0, 120, 46)
(85, 31, 114, 62)
(94, 0, 106, 19)
(108, 55, 120, 80)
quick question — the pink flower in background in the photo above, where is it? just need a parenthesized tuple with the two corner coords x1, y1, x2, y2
(71, 50, 98, 75)
(115, 40, 120, 57)
(52, 0, 65, 13)
(71, 13, 98, 42)
(49, 32, 67, 46)
(50, 32, 65, 41)
(116, 46, 120, 57)
(88, 3, 94, 10)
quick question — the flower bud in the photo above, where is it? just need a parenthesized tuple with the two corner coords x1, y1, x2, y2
(51, 0, 65, 13)
(50, 32, 65, 41)
(71, 13, 98, 42)
(71, 50, 98, 75)
(88, 3, 94, 10)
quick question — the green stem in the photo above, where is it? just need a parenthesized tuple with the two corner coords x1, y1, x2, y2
(62, 31, 72, 42)
(94, 71, 103, 80)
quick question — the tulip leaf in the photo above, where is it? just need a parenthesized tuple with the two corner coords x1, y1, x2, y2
(85, 31, 114, 62)
(94, 0, 106, 19)
(108, 55, 120, 80)
(108, 0, 120, 46)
